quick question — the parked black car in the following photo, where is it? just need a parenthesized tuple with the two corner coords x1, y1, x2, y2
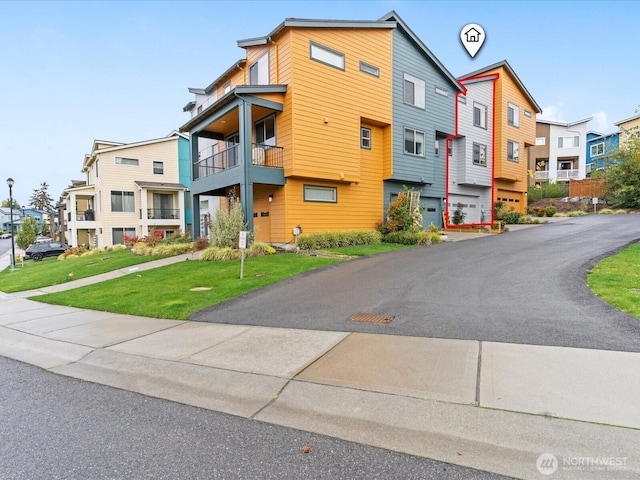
(24, 242, 70, 261)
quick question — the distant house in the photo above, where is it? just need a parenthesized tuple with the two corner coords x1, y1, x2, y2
(614, 113, 640, 149)
(529, 118, 592, 184)
(0, 207, 21, 233)
(20, 208, 46, 233)
(586, 131, 620, 175)
(60, 132, 191, 248)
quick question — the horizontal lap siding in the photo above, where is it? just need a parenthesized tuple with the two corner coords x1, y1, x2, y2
(391, 29, 455, 195)
(276, 27, 392, 238)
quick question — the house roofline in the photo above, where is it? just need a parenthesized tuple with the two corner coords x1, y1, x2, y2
(614, 112, 640, 126)
(459, 60, 542, 113)
(237, 18, 395, 48)
(536, 117, 593, 127)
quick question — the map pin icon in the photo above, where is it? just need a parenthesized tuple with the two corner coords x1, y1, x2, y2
(460, 23, 485, 58)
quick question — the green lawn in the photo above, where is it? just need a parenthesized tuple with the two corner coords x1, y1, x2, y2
(325, 243, 417, 256)
(32, 254, 343, 320)
(587, 242, 640, 319)
(0, 250, 165, 293)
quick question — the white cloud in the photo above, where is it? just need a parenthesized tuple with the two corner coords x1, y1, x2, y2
(589, 111, 612, 133)
(537, 102, 566, 122)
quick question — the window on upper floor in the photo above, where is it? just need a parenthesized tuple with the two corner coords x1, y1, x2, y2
(304, 185, 337, 203)
(223, 82, 231, 94)
(310, 41, 345, 71)
(435, 139, 440, 156)
(508, 103, 520, 127)
(558, 136, 579, 148)
(95, 159, 99, 178)
(115, 157, 139, 166)
(359, 61, 379, 77)
(507, 140, 519, 162)
(361, 127, 371, 149)
(473, 102, 488, 129)
(255, 115, 275, 145)
(473, 143, 487, 166)
(110, 191, 135, 212)
(535, 137, 546, 146)
(249, 53, 270, 85)
(153, 161, 164, 175)
(590, 142, 605, 156)
(404, 73, 426, 109)
(404, 128, 425, 156)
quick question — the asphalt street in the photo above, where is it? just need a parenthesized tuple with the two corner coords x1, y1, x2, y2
(0, 356, 511, 480)
(190, 214, 640, 352)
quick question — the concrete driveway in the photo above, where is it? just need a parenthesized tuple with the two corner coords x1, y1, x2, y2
(189, 214, 640, 352)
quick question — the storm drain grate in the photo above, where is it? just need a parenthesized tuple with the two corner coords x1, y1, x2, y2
(348, 313, 395, 324)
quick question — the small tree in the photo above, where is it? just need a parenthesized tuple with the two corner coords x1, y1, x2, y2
(601, 132, 640, 208)
(29, 182, 55, 212)
(40, 217, 50, 236)
(17, 216, 37, 250)
(452, 202, 466, 225)
(384, 186, 423, 232)
(208, 201, 250, 248)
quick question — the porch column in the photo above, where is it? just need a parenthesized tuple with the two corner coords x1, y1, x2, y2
(192, 193, 200, 239)
(140, 187, 149, 237)
(239, 99, 254, 233)
(178, 189, 185, 234)
(68, 191, 78, 247)
(190, 133, 200, 180)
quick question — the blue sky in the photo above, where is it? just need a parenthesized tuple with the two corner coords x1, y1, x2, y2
(1, 0, 638, 205)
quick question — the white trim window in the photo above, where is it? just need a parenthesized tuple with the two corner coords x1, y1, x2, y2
(590, 142, 605, 156)
(361, 127, 371, 149)
(473, 102, 488, 129)
(249, 52, 270, 85)
(403, 73, 426, 109)
(558, 136, 579, 148)
(110, 191, 135, 212)
(115, 157, 139, 166)
(472, 143, 487, 166)
(508, 103, 520, 127)
(304, 185, 337, 203)
(535, 137, 546, 146)
(112, 227, 136, 245)
(153, 161, 164, 175)
(310, 41, 345, 70)
(507, 140, 520, 162)
(255, 115, 275, 146)
(404, 128, 425, 156)
(359, 61, 379, 77)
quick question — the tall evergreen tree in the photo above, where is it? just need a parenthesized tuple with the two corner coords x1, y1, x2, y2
(29, 182, 55, 212)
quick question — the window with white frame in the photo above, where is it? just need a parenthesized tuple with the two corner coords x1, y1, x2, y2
(434, 139, 440, 156)
(112, 227, 136, 245)
(310, 41, 345, 70)
(359, 61, 379, 77)
(223, 82, 231, 94)
(507, 140, 519, 162)
(255, 115, 275, 145)
(95, 159, 99, 178)
(558, 136, 579, 148)
(361, 127, 371, 149)
(508, 103, 520, 127)
(304, 185, 337, 203)
(473, 102, 488, 128)
(404, 128, 425, 156)
(110, 191, 135, 212)
(403, 73, 426, 109)
(590, 142, 605, 156)
(153, 161, 164, 175)
(115, 157, 139, 166)
(249, 52, 269, 85)
(473, 143, 487, 166)
(535, 137, 546, 146)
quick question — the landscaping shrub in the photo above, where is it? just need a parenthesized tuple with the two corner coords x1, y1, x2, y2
(193, 236, 210, 251)
(209, 201, 250, 248)
(544, 205, 557, 217)
(132, 243, 153, 256)
(503, 211, 522, 224)
(246, 242, 276, 258)
(296, 230, 382, 249)
(383, 230, 440, 245)
(60, 245, 87, 259)
(452, 202, 466, 224)
(153, 244, 193, 256)
(494, 202, 509, 221)
(159, 231, 192, 245)
(199, 246, 240, 261)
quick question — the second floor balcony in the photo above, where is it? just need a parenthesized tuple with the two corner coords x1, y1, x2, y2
(194, 143, 283, 180)
(534, 169, 580, 181)
(142, 209, 181, 220)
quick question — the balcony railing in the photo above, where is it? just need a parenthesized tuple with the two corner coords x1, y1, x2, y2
(142, 209, 180, 220)
(193, 143, 283, 179)
(534, 169, 580, 181)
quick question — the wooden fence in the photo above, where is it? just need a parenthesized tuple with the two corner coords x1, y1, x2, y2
(569, 178, 605, 197)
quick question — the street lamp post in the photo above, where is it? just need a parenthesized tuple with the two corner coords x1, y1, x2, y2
(7, 178, 16, 272)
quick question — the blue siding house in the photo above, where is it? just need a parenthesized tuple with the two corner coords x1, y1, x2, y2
(380, 12, 462, 227)
(586, 131, 619, 175)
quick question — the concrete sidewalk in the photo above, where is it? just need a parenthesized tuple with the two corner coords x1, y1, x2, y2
(1, 234, 639, 479)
